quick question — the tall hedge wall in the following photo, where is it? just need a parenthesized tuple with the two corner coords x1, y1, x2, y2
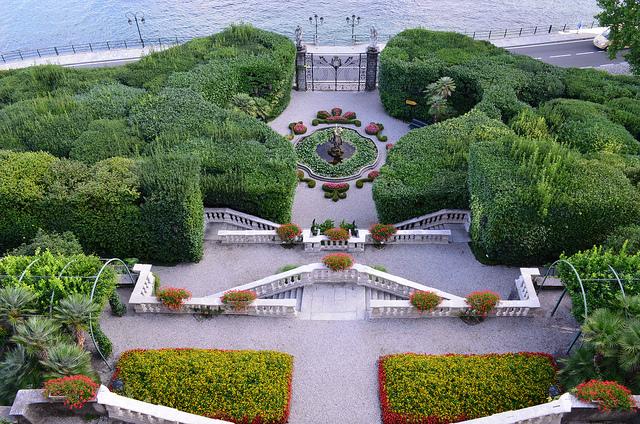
(0, 151, 202, 263)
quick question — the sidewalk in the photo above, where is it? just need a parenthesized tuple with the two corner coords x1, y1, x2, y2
(491, 27, 604, 48)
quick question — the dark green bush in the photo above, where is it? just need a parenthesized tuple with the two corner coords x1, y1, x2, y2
(8, 229, 83, 257)
(69, 119, 144, 164)
(108, 290, 127, 317)
(606, 97, 640, 139)
(373, 110, 512, 223)
(75, 83, 146, 119)
(91, 323, 113, 358)
(604, 225, 640, 253)
(562, 68, 640, 104)
(468, 137, 640, 264)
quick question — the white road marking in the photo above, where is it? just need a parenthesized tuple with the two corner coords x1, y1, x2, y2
(535, 57, 542, 59)
(575, 51, 595, 55)
(579, 66, 593, 69)
(505, 39, 594, 50)
(549, 54, 571, 58)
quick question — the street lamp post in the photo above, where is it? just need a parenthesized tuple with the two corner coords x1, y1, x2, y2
(346, 15, 361, 43)
(126, 12, 146, 47)
(308, 14, 324, 45)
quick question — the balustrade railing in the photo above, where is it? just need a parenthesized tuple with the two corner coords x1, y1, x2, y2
(394, 209, 470, 231)
(204, 208, 280, 230)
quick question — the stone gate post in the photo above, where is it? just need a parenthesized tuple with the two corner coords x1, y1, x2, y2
(295, 46, 307, 91)
(365, 46, 379, 91)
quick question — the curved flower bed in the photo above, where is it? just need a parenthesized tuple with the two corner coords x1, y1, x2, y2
(295, 127, 378, 179)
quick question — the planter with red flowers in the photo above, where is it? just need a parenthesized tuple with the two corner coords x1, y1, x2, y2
(364, 122, 388, 141)
(461, 290, 500, 324)
(369, 223, 397, 248)
(322, 182, 350, 202)
(221, 290, 257, 311)
(410, 291, 442, 313)
(322, 253, 354, 272)
(156, 287, 192, 311)
(356, 170, 380, 188)
(312, 107, 361, 127)
(386, 143, 394, 151)
(287, 121, 307, 140)
(276, 223, 302, 248)
(43, 375, 99, 410)
(575, 380, 637, 413)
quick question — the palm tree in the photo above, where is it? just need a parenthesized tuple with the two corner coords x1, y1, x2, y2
(0, 345, 40, 403)
(40, 343, 94, 380)
(427, 96, 449, 123)
(53, 294, 100, 347)
(12, 316, 59, 361)
(426, 76, 457, 100)
(583, 308, 624, 357)
(0, 286, 36, 327)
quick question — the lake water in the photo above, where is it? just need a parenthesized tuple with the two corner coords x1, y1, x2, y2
(0, 0, 601, 52)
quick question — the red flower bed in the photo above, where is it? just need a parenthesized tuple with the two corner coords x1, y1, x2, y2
(331, 107, 343, 116)
(365, 122, 381, 135)
(44, 375, 98, 410)
(368, 170, 380, 180)
(386, 143, 394, 150)
(317, 110, 331, 119)
(410, 291, 442, 312)
(221, 290, 257, 310)
(322, 182, 349, 191)
(156, 287, 192, 311)
(292, 122, 307, 135)
(343, 111, 357, 119)
(322, 253, 354, 271)
(323, 227, 350, 241)
(276, 223, 302, 243)
(575, 380, 636, 412)
(465, 291, 500, 316)
(369, 223, 397, 243)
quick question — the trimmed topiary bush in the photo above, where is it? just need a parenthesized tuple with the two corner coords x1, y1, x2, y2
(465, 291, 500, 317)
(409, 291, 441, 312)
(322, 253, 354, 271)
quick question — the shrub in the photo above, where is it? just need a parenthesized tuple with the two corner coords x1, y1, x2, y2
(70, 119, 144, 164)
(379, 353, 557, 423)
(606, 97, 640, 139)
(276, 224, 302, 243)
(8, 229, 83, 257)
(277, 264, 299, 273)
(317, 110, 330, 119)
(221, 290, 257, 310)
(368, 170, 380, 179)
(43, 375, 98, 410)
(372, 265, 387, 272)
(108, 291, 127, 317)
(605, 225, 640, 253)
(322, 253, 354, 271)
(409, 291, 441, 312)
(465, 291, 500, 316)
(575, 380, 636, 412)
(562, 68, 640, 104)
(385, 143, 393, 150)
(75, 83, 146, 119)
(92, 323, 113, 358)
(114, 348, 293, 424)
(323, 228, 350, 241)
(156, 287, 191, 311)
(322, 182, 350, 202)
(292, 122, 307, 135)
(369, 224, 397, 243)
(365, 122, 381, 135)
(331, 107, 342, 116)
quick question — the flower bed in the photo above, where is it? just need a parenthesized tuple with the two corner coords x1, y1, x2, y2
(295, 127, 378, 178)
(113, 348, 294, 424)
(379, 353, 557, 424)
(287, 121, 307, 140)
(313, 108, 361, 126)
(221, 290, 257, 310)
(575, 380, 636, 412)
(322, 182, 350, 202)
(356, 170, 380, 188)
(276, 223, 302, 243)
(369, 223, 397, 243)
(365, 122, 388, 141)
(409, 291, 441, 312)
(323, 227, 350, 241)
(44, 375, 99, 410)
(156, 287, 192, 311)
(323, 253, 354, 271)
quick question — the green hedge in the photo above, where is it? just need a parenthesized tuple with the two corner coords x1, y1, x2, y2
(0, 251, 116, 312)
(0, 150, 202, 263)
(115, 348, 293, 424)
(70, 119, 144, 164)
(373, 110, 512, 223)
(379, 353, 557, 423)
(558, 247, 640, 322)
(468, 137, 640, 264)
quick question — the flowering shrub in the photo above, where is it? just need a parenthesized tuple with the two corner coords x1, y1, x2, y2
(386, 143, 394, 150)
(331, 107, 343, 116)
(368, 170, 380, 179)
(312, 108, 361, 126)
(276, 223, 302, 243)
(365, 123, 381, 135)
(379, 353, 557, 423)
(156, 287, 191, 311)
(323, 227, 351, 241)
(293, 122, 307, 135)
(575, 380, 636, 412)
(317, 110, 331, 119)
(410, 291, 441, 312)
(322, 182, 349, 191)
(43, 375, 98, 410)
(323, 253, 354, 271)
(114, 348, 293, 424)
(221, 290, 257, 310)
(465, 291, 500, 316)
(343, 111, 357, 119)
(369, 224, 397, 243)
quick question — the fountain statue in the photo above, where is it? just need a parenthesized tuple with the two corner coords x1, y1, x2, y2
(328, 125, 345, 164)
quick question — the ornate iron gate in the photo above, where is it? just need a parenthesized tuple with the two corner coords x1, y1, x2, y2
(305, 53, 368, 91)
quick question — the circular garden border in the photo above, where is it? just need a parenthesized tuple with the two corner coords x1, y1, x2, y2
(294, 127, 381, 182)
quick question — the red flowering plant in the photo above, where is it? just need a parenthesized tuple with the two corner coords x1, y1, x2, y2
(369, 223, 397, 244)
(343, 111, 357, 120)
(156, 287, 192, 311)
(221, 290, 257, 311)
(317, 110, 331, 119)
(410, 291, 442, 312)
(322, 253, 354, 271)
(322, 182, 349, 191)
(331, 107, 343, 116)
(386, 143, 394, 150)
(465, 291, 500, 317)
(276, 223, 302, 244)
(575, 380, 636, 412)
(293, 122, 307, 135)
(365, 122, 380, 135)
(43, 375, 98, 410)
(322, 182, 350, 202)
(323, 227, 351, 241)
(368, 170, 380, 180)
(312, 107, 361, 127)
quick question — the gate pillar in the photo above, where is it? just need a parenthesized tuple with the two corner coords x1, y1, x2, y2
(295, 46, 307, 91)
(365, 46, 379, 91)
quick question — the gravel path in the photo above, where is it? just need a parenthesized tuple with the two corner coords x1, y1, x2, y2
(152, 240, 520, 298)
(101, 293, 578, 424)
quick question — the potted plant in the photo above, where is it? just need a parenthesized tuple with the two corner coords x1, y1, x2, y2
(323, 227, 350, 242)
(410, 291, 442, 314)
(221, 290, 257, 311)
(276, 223, 302, 248)
(156, 287, 192, 311)
(322, 253, 354, 271)
(462, 290, 500, 324)
(43, 375, 99, 410)
(369, 223, 397, 248)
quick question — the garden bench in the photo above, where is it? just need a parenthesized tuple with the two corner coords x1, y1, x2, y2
(409, 118, 428, 129)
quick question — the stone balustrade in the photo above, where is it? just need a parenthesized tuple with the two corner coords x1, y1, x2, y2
(204, 207, 280, 230)
(302, 229, 367, 252)
(218, 230, 282, 244)
(394, 209, 471, 231)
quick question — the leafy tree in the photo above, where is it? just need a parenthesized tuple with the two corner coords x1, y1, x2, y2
(8, 229, 83, 257)
(597, 0, 640, 74)
(53, 294, 100, 347)
(0, 286, 36, 328)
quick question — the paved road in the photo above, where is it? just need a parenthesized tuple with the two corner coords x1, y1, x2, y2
(505, 38, 627, 68)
